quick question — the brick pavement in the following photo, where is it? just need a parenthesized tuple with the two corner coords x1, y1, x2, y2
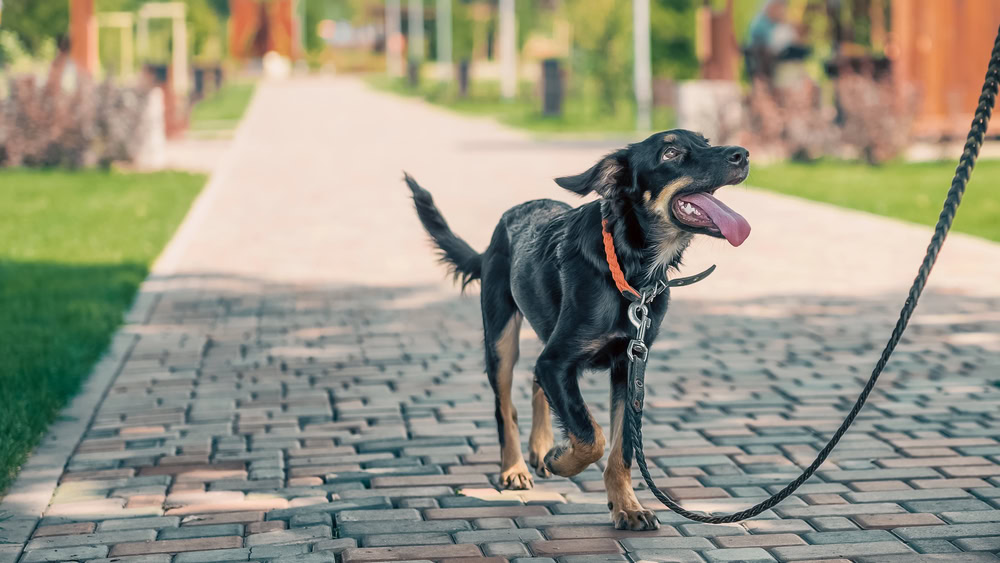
(1, 76, 999, 562)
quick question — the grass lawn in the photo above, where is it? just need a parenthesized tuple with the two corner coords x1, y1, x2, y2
(0, 170, 204, 495)
(749, 159, 1000, 243)
(367, 75, 674, 136)
(189, 81, 256, 134)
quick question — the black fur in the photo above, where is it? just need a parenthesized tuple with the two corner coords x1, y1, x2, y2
(406, 129, 749, 518)
(405, 173, 483, 290)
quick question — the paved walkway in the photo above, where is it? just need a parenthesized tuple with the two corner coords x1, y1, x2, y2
(2, 76, 1000, 563)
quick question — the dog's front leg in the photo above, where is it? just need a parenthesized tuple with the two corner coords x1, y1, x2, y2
(604, 359, 660, 530)
(535, 349, 605, 477)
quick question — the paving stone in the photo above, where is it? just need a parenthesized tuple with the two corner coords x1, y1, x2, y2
(87, 555, 174, 563)
(474, 517, 517, 529)
(426, 506, 550, 520)
(159, 523, 244, 540)
(32, 522, 96, 537)
(702, 547, 776, 562)
(623, 550, 704, 563)
(770, 541, 914, 561)
(340, 544, 482, 562)
(337, 508, 421, 522)
(713, 534, 806, 548)
(109, 536, 244, 557)
(26, 529, 157, 550)
(529, 539, 621, 557)
(453, 529, 544, 543)
(556, 555, 628, 563)
(543, 526, 680, 539)
(338, 519, 474, 537)
(484, 542, 531, 557)
(245, 525, 331, 546)
(677, 523, 746, 537)
(21, 545, 110, 562)
(803, 530, 898, 544)
(908, 539, 963, 554)
(362, 533, 454, 547)
(893, 523, 999, 541)
(952, 536, 1000, 551)
(852, 513, 944, 529)
(619, 537, 715, 551)
(171, 548, 252, 562)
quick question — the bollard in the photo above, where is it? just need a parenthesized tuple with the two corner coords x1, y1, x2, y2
(407, 59, 420, 88)
(457, 59, 470, 98)
(542, 58, 563, 117)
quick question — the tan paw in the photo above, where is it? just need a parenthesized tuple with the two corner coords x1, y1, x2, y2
(499, 462, 534, 490)
(611, 507, 660, 531)
(528, 449, 552, 478)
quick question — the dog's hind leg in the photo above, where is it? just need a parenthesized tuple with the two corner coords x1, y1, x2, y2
(604, 359, 659, 530)
(482, 260, 532, 489)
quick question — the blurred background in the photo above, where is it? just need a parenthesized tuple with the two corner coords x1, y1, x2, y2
(3, 0, 1000, 495)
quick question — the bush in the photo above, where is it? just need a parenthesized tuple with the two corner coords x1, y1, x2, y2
(0, 57, 152, 168)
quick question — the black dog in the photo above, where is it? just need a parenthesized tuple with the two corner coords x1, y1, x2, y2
(406, 129, 750, 530)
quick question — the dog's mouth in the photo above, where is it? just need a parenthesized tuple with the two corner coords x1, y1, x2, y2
(670, 187, 751, 247)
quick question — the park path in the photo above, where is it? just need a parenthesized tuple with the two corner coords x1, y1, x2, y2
(1, 75, 999, 563)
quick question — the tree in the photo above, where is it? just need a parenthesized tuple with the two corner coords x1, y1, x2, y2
(563, 0, 631, 112)
(0, 0, 69, 54)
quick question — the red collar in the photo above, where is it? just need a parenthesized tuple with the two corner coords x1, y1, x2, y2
(601, 219, 641, 300)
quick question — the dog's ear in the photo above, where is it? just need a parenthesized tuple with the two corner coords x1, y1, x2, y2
(554, 149, 630, 197)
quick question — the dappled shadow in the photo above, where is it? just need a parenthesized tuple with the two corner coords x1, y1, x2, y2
(1, 271, 998, 556)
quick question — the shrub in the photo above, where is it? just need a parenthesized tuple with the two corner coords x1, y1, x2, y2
(0, 55, 152, 168)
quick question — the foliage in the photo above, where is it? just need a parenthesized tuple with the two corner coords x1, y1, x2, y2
(0, 169, 204, 495)
(190, 81, 256, 132)
(650, 0, 697, 80)
(750, 159, 1000, 243)
(563, 0, 632, 113)
(0, 58, 153, 168)
(369, 75, 674, 135)
(0, 0, 69, 55)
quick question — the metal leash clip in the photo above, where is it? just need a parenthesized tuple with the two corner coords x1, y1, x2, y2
(626, 291, 652, 362)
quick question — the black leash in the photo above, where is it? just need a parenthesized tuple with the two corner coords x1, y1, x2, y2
(624, 24, 1000, 524)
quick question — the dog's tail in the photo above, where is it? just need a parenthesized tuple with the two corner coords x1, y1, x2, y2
(405, 173, 483, 290)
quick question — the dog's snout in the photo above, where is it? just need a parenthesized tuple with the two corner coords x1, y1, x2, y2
(726, 148, 749, 167)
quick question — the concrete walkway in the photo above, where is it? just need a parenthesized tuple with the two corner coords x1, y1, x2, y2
(2, 76, 999, 563)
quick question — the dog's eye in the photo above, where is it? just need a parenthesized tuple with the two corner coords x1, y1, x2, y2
(662, 148, 681, 161)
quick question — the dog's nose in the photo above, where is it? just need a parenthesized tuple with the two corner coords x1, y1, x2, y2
(726, 148, 749, 166)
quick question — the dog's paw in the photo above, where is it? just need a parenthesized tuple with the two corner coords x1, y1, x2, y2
(528, 450, 552, 478)
(499, 461, 534, 490)
(611, 507, 660, 531)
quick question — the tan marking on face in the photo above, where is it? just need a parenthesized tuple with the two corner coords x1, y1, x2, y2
(650, 176, 694, 213)
(495, 314, 525, 473)
(662, 134, 677, 143)
(643, 192, 651, 203)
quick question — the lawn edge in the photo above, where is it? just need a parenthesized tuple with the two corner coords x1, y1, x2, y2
(0, 77, 258, 563)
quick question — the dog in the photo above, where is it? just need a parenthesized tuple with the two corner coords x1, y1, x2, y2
(406, 129, 750, 530)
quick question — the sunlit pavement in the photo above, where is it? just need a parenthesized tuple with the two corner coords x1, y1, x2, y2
(1, 76, 998, 563)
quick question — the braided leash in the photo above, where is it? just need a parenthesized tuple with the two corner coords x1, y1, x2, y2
(624, 24, 1000, 524)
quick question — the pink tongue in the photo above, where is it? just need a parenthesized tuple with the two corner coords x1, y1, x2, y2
(681, 192, 751, 246)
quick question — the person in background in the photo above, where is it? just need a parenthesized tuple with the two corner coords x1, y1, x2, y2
(745, 0, 810, 81)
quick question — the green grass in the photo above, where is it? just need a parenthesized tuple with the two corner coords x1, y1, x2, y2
(189, 81, 256, 133)
(0, 169, 204, 495)
(749, 159, 1000, 242)
(367, 75, 674, 136)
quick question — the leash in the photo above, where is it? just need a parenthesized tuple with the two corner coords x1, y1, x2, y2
(606, 25, 1000, 523)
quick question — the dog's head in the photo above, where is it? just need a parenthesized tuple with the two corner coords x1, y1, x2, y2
(555, 129, 751, 246)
